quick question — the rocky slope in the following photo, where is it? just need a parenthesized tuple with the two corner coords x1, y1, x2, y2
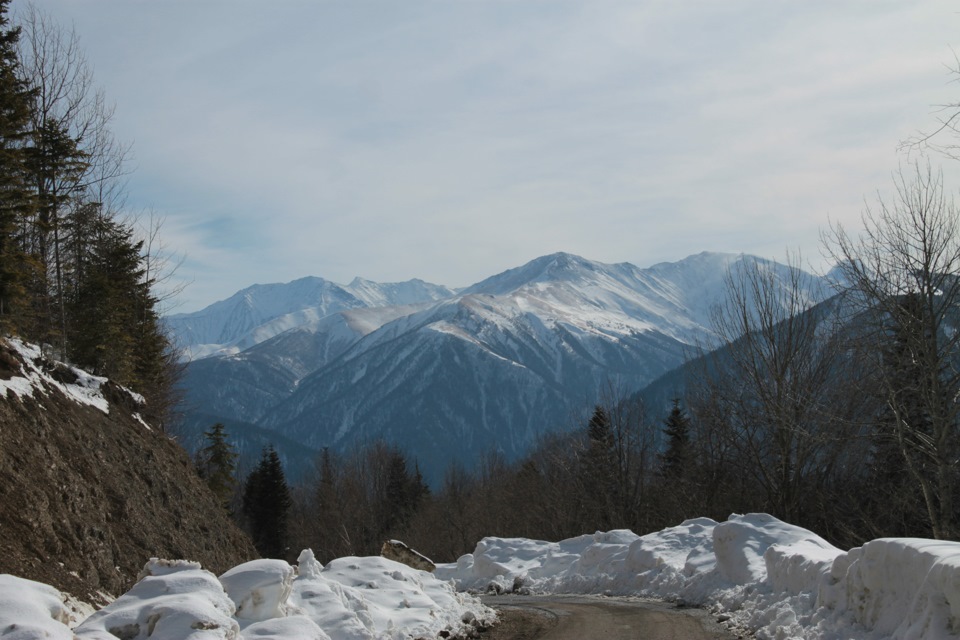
(0, 337, 256, 601)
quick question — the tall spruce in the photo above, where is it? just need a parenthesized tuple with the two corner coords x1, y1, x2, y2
(242, 447, 292, 559)
(581, 405, 617, 529)
(659, 398, 691, 478)
(0, 0, 34, 332)
(195, 423, 238, 511)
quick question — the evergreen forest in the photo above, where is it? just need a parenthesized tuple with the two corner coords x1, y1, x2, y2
(0, 1, 177, 425)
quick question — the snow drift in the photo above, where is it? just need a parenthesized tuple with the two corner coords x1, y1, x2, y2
(8, 513, 960, 639)
(1, 552, 493, 640)
(436, 513, 960, 640)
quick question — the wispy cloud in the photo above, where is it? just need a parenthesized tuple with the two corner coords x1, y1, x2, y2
(28, 0, 960, 310)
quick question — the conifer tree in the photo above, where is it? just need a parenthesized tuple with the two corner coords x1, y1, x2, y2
(659, 398, 691, 478)
(195, 423, 237, 511)
(383, 451, 428, 535)
(242, 447, 292, 559)
(581, 405, 617, 529)
(0, 0, 35, 332)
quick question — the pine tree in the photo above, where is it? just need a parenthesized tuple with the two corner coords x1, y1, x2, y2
(242, 446, 292, 559)
(581, 405, 617, 529)
(23, 118, 88, 351)
(383, 451, 428, 535)
(195, 423, 237, 511)
(0, 0, 35, 332)
(659, 398, 691, 478)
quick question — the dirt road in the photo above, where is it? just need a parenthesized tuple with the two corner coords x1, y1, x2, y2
(480, 595, 738, 640)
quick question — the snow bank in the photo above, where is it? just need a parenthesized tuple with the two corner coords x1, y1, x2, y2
(0, 551, 493, 640)
(296, 552, 493, 639)
(438, 513, 960, 640)
(0, 574, 75, 639)
(220, 559, 295, 624)
(75, 559, 239, 639)
(837, 538, 960, 639)
(11, 516, 960, 639)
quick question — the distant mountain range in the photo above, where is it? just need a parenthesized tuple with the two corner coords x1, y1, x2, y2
(169, 252, 828, 482)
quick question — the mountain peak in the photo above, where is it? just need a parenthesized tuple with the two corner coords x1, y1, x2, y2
(464, 252, 605, 296)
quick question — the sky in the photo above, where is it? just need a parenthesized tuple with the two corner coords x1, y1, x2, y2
(22, 1, 960, 313)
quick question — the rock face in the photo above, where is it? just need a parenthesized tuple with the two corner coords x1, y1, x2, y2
(0, 337, 257, 601)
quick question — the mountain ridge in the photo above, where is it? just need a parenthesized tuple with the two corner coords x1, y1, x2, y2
(174, 251, 828, 482)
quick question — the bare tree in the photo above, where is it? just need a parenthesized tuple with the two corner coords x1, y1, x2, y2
(901, 52, 960, 160)
(695, 253, 852, 525)
(823, 164, 960, 540)
(132, 209, 187, 313)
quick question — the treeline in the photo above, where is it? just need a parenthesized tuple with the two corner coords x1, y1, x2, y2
(0, 2, 176, 422)
(201, 163, 960, 562)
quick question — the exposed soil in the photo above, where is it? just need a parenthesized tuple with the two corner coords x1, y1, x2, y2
(0, 339, 257, 601)
(478, 607, 557, 640)
(480, 595, 739, 640)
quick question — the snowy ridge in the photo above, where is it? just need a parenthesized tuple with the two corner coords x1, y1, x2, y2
(0, 337, 123, 415)
(4, 552, 494, 640)
(167, 276, 455, 360)
(181, 252, 829, 482)
(436, 513, 960, 640)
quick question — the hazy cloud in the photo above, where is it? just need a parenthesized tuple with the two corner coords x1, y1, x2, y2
(27, 0, 960, 311)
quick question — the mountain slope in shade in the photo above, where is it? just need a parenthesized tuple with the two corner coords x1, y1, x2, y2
(260, 292, 691, 481)
(166, 276, 455, 359)
(178, 252, 828, 482)
(180, 303, 431, 426)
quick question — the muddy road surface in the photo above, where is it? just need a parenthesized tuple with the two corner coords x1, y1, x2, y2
(480, 595, 739, 640)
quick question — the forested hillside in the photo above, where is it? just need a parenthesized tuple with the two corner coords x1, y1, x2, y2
(0, 0, 176, 426)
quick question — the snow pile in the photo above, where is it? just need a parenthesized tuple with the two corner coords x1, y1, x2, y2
(437, 513, 960, 640)
(0, 337, 112, 413)
(0, 574, 75, 640)
(220, 559, 296, 624)
(0, 551, 493, 640)
(292, 551, 492, 640)
(75, 559, 239, 639)
(834, 538, 960, 639)
(11, 515, 960, 639)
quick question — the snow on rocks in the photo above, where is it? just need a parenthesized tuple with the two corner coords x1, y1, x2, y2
(0, 337, 112, 414)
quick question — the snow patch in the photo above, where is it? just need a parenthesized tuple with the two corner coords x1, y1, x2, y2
(0, 337, 113, 414)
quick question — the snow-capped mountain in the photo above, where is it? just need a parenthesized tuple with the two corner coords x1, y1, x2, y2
(176, 252, 827, 482)
(166, 276, 456, 359)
